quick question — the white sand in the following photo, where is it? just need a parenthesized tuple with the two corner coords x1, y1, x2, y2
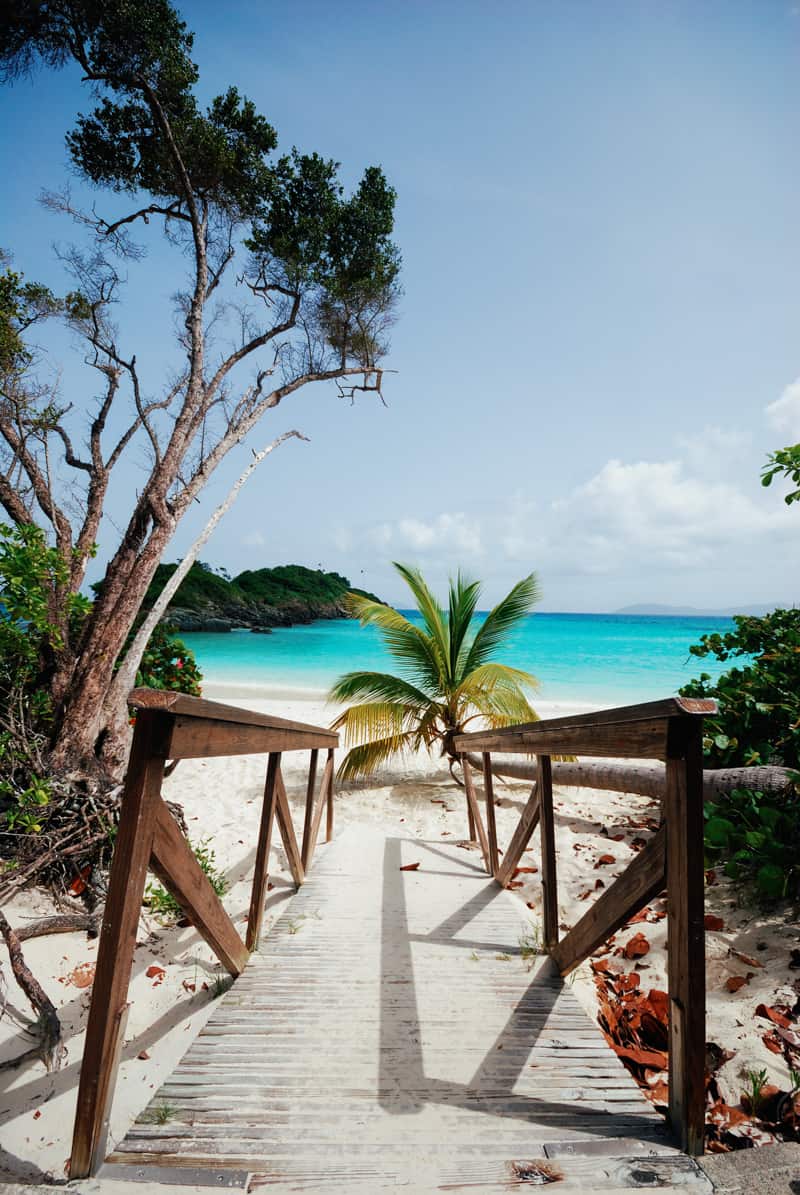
(1, 687, 798, 1181)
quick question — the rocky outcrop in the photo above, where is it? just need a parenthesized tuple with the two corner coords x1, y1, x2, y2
(163, 596, 351, 634)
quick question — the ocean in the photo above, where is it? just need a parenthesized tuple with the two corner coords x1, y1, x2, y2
(180, 612, 736, 707)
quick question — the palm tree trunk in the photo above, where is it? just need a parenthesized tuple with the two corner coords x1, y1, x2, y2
(464, 754, 794, 802)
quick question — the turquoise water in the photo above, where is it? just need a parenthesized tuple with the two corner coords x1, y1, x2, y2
(181, 612, 735, 706)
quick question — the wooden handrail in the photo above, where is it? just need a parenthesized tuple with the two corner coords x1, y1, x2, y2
(455, 695, 714, 1157)
(70, 689, 337, 1179)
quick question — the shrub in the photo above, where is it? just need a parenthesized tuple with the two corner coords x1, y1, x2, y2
(704, 787, 800, 901)
(134, 622, 202, 696)
(680, 608, 800, 768)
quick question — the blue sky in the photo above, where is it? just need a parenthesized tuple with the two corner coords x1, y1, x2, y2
(2, 0, 799, 610)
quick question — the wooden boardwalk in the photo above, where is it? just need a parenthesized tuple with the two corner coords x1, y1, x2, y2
(103, 828, 710, 1192)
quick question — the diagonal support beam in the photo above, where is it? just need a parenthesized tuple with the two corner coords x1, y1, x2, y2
(461, 757, 491, 874)
(275, 766, 305, 888)
(495, 778, 540, 888)
(151, 798, 248, 974)
(551, 827, 666, 977)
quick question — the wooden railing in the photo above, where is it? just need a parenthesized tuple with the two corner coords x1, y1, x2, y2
(69, 688, 337, 1179)
(454, 695, 716, 1157)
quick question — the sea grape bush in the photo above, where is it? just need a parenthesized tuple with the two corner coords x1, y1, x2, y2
(134, 622, 202, 696)
(704, 787, 800, 901)
(680, 608, 800, 769)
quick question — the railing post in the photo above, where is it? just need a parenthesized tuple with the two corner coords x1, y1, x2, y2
(326, 747, 335, 842)
(247, 752, 280, 952)
(537, 755, 559, 951)
(665, 718, 706, 1156)
(70, 710, 172, 1179)
(300, 749, 319, 871)
(482, 752, 499, 877)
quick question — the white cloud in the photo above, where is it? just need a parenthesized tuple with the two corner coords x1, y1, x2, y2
(242, 530, 266, 548)
(766, 378, 800, 440)
(329, 445, 798, 607)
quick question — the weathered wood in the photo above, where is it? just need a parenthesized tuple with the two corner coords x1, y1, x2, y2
(325, 748, 335, 843)
(304, 753, 334, 870)
(481, 753, 499, 876)
(70, 710, 171, 1179)
(453, 695, 716, 753)
(151, 800, 248, 975)
(460, 718, 672, 760)
(461, 757, 491, 873)
(275, 767, 305, 888)
(666, 722, 706, 1156)
(130, 687, 338, 743)
(495, 779, 540, 888)
(247, 753, 281, 952)
(168, 716, 335, 760)
(300, 750, 319, 872)
(551, 828, 667, 977)
(107, 829, 685, 1185)
(538, 755, 559, 950)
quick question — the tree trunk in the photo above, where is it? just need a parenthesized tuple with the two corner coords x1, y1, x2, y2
(50, 431, 307, 777)
(100, 430, 307, 767)
(49, 522, 176, 775)
(464, 754, 795, 802)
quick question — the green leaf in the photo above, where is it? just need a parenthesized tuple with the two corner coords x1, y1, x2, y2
(756, 862, 786, 899)
(705, 816, 735, 848)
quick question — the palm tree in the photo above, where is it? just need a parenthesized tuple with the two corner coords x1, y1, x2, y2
(329, 563, 541, 780)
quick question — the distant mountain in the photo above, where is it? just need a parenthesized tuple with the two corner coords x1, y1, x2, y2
(614, 602, 788, 618)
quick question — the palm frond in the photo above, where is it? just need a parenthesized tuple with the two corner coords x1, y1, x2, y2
(330, 699, 419, 748)
(328, 670, 431, 710)
(392, 562, 449, 681)
(337, 731, 419, 781)
(448, 572, 482, 682)
(345, 591, 443, 691)
(461, 573, 540, 676)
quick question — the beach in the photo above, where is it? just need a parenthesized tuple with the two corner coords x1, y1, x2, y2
(1, 682, 798, 1181)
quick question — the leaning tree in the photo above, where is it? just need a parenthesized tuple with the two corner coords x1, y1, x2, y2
(0, 1, 400, 773)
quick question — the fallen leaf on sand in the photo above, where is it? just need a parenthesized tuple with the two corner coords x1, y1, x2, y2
(65, 962, 95, 989)
(146, 964, 166, 985)
(704, 914, 725, 932)
(730, 948, 763, 969)
(595, 854, 616, 868)
(137, 1050, 150, 1060)
(725, 976, 748, 993)
(621, 933, 650, 960)
(69, 864, 92, 896)
(182, 980, 196, 993)
(756, 1003, 792, 1029)
(513, 866, 537, 875)
(400, 862, 420, 871)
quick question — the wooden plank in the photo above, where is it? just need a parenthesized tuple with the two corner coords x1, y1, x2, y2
(665, 720, 706, 1156)
(456, 718, 671, 760)
(461, 757, 491, 873)
(275, 767, 305, 887)
(169, 716, 336, 759)
(304, 754, 334, 870)
(70, 709, 172, 1179)
(551, 828, 667, 977)
(495, 779, 540, 888)
(482, 753, 499, 877)
(326, 748, 335, 843)
(130, 687, 338, 742)
(300, 750, 319, 872)
(538, 755, 559, 950)
(453, 695, 717, 752)
(151, 800, 248, 975)
(247, 753, 280, 952)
